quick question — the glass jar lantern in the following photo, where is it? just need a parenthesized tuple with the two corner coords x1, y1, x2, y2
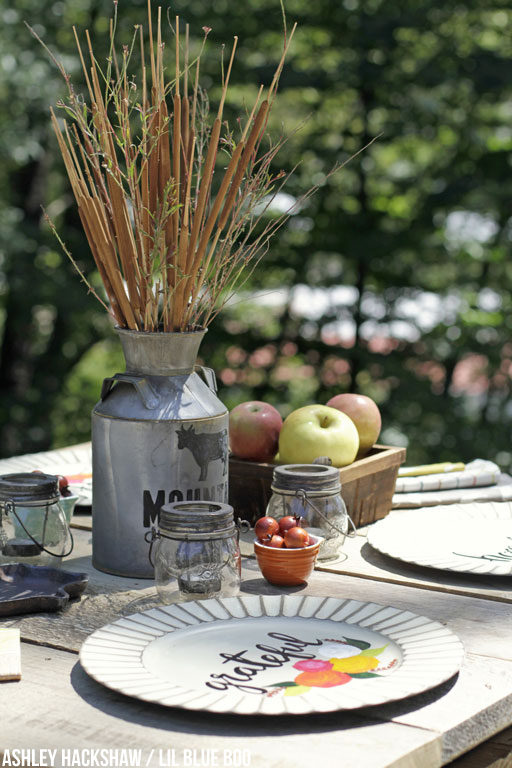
(0, 473, 73, 567)
(266, 464, 350, 560)
(149, 501, 241, 604)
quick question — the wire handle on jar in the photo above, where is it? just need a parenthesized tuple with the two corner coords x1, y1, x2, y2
(145, 526, 236, 577)
(5, 499, 74, 558)
(237, 519, 252, 536)
(295, 489, 357, 537)
(145, 527, 160, 568)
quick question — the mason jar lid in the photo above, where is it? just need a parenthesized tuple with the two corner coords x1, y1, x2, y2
(0, 473, 60, 505)
(271, 464, 341, 495)
(159, 501, 236, 540)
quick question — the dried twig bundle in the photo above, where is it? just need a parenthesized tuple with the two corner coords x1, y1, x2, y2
(35, 2, 298, 332)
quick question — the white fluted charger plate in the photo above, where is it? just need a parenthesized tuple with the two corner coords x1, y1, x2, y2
(368, 502, 512, 575)
(79, 595, 463, 715)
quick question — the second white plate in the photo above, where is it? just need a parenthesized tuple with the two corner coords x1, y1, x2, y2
(368, 502, 512, 575)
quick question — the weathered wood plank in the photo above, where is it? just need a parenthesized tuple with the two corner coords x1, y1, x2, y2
(447, 737, 512, 768)
(0, 642, 442, 768)
(70, 510, 92, 530)
(491, 728, 512, 748)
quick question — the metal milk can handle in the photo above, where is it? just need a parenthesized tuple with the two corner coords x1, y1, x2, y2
(100, 373, 160, 410)
(195, 365, 218, 393)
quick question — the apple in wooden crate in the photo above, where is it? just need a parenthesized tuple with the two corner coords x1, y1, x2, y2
(229, 401, 283, 462)
(326, 394, 381, 457)
(278, 404, 359, 467)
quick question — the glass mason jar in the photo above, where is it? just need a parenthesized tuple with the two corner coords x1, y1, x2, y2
(0, 473, 73, 567)
(150, 501, 241, 604)
(266, 464, 349, 560)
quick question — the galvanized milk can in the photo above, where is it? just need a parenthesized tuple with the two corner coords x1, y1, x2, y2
(92, 329, 228, 578)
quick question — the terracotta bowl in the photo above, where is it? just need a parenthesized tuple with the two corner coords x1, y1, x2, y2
(254, 535, 323, 586)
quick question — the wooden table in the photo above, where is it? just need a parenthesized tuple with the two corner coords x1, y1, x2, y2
(2, 513, 512, 768)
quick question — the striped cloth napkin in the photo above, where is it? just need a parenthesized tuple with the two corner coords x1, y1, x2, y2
(392, 459, 512, 508)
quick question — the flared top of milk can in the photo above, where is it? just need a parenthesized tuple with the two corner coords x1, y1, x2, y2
(117, 327, 207, 376)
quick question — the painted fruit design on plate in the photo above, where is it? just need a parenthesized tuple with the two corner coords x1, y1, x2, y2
(268, 637, 397, 697)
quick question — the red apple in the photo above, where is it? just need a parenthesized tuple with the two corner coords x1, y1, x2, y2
(58, 475, 72, 497)
(229, 401, 283, 462)
(278, 515, 306, 535)
(284, 526, 309, 548)
(254, 515, 280, 542)
(326, 393, 381, 457)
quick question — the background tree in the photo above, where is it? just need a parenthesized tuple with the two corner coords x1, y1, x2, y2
(1, 0, 512, 471)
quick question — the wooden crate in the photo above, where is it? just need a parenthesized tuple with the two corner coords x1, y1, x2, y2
(229, 444, 406, 528)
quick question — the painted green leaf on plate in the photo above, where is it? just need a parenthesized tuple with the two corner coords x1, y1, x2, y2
(360, 644, 388, 657)
(343, 637, 371, 650)
(348, 672, 381, 679)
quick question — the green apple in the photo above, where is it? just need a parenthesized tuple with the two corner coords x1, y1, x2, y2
(278, 404, 359, 467)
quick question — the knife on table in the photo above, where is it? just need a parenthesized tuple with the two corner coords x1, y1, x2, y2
(398, 462, 466, 477)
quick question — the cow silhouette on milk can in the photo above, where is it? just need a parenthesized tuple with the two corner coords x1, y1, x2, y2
(177, 425, 228, 481)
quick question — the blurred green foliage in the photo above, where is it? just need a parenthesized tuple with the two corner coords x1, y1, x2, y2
(1, 0, 512, 471)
